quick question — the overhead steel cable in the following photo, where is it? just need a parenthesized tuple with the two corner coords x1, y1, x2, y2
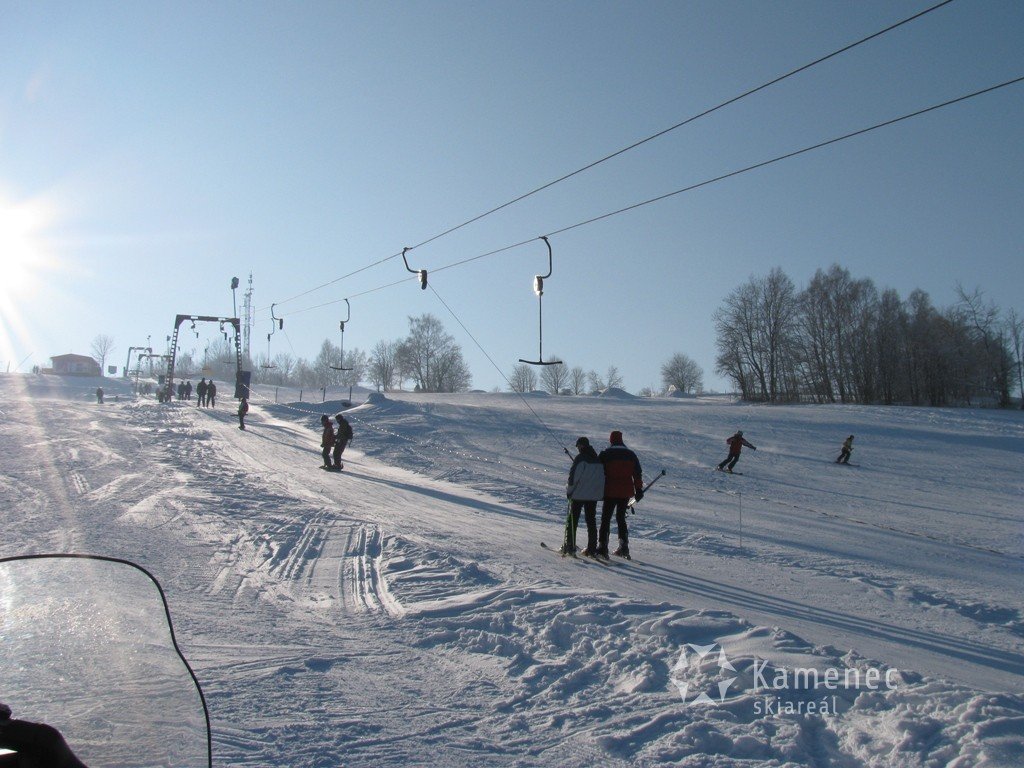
(261, 0, 957, 313)
(277, 74, 1024, 318)
(403, 0, 958, 253)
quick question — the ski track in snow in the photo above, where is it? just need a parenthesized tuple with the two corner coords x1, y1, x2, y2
(1, 375, 1023, 767)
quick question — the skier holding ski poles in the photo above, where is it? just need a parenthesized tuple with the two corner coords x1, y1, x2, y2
(717, 430, 755, 473)
(836, 435, 854, 464)
(598, 431, 643, 559)
(563, 437, 604, 556)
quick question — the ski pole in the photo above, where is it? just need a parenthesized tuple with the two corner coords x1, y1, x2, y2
(629, 469, 666, 514)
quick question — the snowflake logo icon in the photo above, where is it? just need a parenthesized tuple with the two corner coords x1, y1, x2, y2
(670, 642, 737, 706)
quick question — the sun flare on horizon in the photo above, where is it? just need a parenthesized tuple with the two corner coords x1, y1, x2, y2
(0, 196, 62, 369)
(0, 198, 57, 303)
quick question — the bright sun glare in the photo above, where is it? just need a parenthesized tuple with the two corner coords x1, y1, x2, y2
(0, 201, 50, 299)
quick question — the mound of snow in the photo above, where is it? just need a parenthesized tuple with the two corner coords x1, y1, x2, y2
(599, 387, 637, 399)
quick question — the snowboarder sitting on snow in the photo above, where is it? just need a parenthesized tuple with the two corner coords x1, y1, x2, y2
(836, 435, 854, 464)
(333, 413, 353, 470)
(564, 437, 604, 556)
(237, 397, 248, 430)
(320, 415, 336, 469)
(717, 430, 755, 473)
(598, 431, 644, 559)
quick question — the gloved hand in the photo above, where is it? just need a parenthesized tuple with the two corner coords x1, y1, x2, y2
(0, 717, 88, 768)
(634, 489, 644, 502)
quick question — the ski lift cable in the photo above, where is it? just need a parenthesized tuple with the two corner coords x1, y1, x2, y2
(427, 284, 572, 458)
(256, 0, 958, 315)
(269, 74, 1024, 321)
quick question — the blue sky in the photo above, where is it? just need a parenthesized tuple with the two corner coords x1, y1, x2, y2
(1, 0, 1022, 391)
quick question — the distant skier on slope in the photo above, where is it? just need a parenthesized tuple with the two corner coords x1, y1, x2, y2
(320, 415, 336, 469)
(717, 430, 756, 473)
(598, 431, 644, 559)
(836, 435, 854, 464)
(333, 413, 353, 470)
(237, 397, 248, 430)
(563, 436, 604, 556)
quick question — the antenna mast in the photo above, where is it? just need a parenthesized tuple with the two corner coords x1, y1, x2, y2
(242, 273, 254, 361)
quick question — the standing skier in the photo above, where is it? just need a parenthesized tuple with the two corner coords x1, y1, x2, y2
(717, 430, 756, 473)
(598, 430, 643, 559)
(320, 415, 336, 469)
(237, 397, 248, 430)
(196, 378, 208, 407)
(207, 381, 217, 408)
(333, 413, 353, 470)
(836, 435, 854, 464)
(564, 436, 604, 556)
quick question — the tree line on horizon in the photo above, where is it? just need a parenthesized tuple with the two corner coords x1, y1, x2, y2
(713, 264, 1024, 408)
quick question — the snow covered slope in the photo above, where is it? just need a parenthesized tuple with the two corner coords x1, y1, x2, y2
(1, 374, 1022, 767)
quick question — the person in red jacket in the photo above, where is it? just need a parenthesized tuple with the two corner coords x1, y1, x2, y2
(717, 430, 756, 473)
(598, 430, 643, 559)
(320, 415, 336, 469)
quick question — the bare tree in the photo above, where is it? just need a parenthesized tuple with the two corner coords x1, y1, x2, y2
(368, 340, 401, 391)
(91, 334, 116, 376)
(539, 358, 568, 394)
(402, 314, 471, 392)
(661, 353, 703, 394)
(509, 363, 537, 393)
(569, 366, 588, 395)
(1007, 308, 1024, 409)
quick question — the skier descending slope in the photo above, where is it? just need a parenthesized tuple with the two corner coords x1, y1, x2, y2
(598, 431, 643, 559)
(717, 430, 756, 473)
(563, 437, 604, 556)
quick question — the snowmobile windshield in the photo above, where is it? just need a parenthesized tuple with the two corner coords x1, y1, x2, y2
(0, 555, 211, 768)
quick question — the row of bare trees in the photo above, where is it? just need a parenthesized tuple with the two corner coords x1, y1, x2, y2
(252, 314, 472, 393)
(714, 264, 1023, 407)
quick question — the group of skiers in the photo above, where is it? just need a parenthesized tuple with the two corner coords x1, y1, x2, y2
(319, 413, 354, 471)
(195, 378, 218, 408)
(563, 430, 645, 560)
(564, 429, 857, 558)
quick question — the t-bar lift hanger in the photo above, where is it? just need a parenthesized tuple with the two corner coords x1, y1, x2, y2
(519, 236, 561, 366)
(329, 299, 353, 371)
(402, 247, 427, 289)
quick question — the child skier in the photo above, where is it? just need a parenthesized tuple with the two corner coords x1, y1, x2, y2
(320, 415, 336, 469)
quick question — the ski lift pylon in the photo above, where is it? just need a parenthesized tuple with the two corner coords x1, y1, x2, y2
(518, 236, 562, 366)
(402, 247, 427, 289)
(329, 299, 353, 372)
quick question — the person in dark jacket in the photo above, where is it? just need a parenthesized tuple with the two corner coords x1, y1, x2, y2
(836, 435, 854, 464)
(564, 437, 604, 556)
(333, 413, 353, 470)
(196, 378, 208, 407)
(237, 397, 248, 430)
(207, 381, 217, 408)
(598, 430, 643, 559)
(717, 430, 756, 473)
(320, 415, 336, 469)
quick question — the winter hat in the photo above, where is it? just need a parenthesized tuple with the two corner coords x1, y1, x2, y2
(609, 430, 624, 445)
(575, 436, 590, 448)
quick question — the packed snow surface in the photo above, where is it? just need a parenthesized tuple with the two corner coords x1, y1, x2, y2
(1, 373, 1022, 767)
